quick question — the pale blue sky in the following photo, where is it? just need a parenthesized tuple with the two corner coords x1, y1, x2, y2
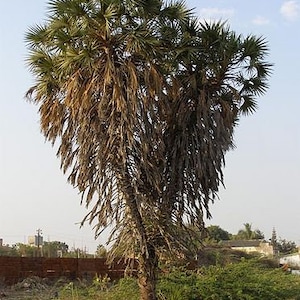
(0, 1, 299, 252)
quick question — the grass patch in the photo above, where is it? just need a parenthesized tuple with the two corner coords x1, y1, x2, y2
(50, 259, 300, 299)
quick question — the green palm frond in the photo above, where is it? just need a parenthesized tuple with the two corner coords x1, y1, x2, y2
(239, 95, 258, 115)
(161, 0, 193, 21)
(254, 61, 273, 77)
(47, 0, 88, 17)
(242, 35, 270, 59)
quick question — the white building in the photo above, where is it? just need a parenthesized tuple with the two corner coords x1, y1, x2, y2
(280, 252, 300, 268)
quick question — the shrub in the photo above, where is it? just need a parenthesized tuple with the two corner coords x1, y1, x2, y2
(157, 259, 300, 300)
(57, 259, 300, 299)
(99, 277, 139, 300)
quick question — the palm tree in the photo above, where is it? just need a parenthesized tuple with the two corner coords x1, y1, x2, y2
(236, 223, 265, 240)
(26, 1, 272, 299)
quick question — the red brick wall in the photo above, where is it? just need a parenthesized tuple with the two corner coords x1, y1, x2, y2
(0, 257, 130, 285)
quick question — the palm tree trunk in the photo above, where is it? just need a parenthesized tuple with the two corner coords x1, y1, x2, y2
(138, 244, 158, 300)
(122, 168, 158, 300)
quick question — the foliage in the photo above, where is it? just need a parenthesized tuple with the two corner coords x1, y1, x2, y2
(157, 270, 200, 300)
(43, 241, 69, 257)
(25, 0, 272, 259)
(94, 277, 139, 300)
(158, 260, 300, 300)
(60, 282, 82, 300)
(0, 241, 93, 258)
(13, 243, 38, 257)
(269, 227, 297, 255)
(271, 227, 278, 246)
(197, 247, 257, 267)
(206, 225, 231, 242)
(95, 244, 108, 258)
(0, 244, 18, 256)
(54, 260, 300, 300)
(66, 247, 94, 258)
(91, 274, 111, 293)
(277, 238, 298, 255)
(233, 223, 265, 240)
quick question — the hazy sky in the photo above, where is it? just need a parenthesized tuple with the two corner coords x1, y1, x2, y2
(1, 0, 299, 253)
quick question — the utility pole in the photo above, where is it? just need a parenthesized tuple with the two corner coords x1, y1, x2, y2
(36, 228, 43, 257)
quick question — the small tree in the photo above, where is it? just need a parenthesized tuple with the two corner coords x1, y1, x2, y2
(14, 243, 36, 257)
(43, 241, 69, 257)
(271, 227, 278, 246)
(206, 225, 231, 242)
(270, 227, 279, 256)
(0, 244, 18, 257)
(95, 244, 108, 258)
(270, 229, 297, 255)
(26, 1, 271, 299)
(277, 239, 297, 255)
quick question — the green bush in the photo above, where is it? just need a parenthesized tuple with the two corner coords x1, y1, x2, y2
(57, 260, 300, 299)
(99, 277, 139, 300)
(157, 259, 300, 300)
(157, 270, 200, 300)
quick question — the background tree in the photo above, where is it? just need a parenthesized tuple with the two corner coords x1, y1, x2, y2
(234, 223, 265, 240)
(0, 244, 18, 256)
(95, 244, 108, 258)
(43, 241, 69, 257)
(14, 243, 36, 257)
(26, 0, 271, 299)
(270, 228, 297, 255)
(206, 225, 231, 243)
(277, 239, 297, 255)
(66, 247, 92, 258)
(271, 227, 278, 246)
(270, 227, 279, 256)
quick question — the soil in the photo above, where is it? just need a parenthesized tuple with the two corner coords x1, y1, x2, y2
(0, 289, 54, 300)
(0, 277, 66, 300)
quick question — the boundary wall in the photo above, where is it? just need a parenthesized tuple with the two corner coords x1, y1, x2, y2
(0, 257, 132, 285)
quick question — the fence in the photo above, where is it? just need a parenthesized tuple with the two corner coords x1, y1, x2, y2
(0, 257, 133, 285)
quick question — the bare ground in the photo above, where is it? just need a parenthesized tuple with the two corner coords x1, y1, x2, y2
(0, 277, 67, 300)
